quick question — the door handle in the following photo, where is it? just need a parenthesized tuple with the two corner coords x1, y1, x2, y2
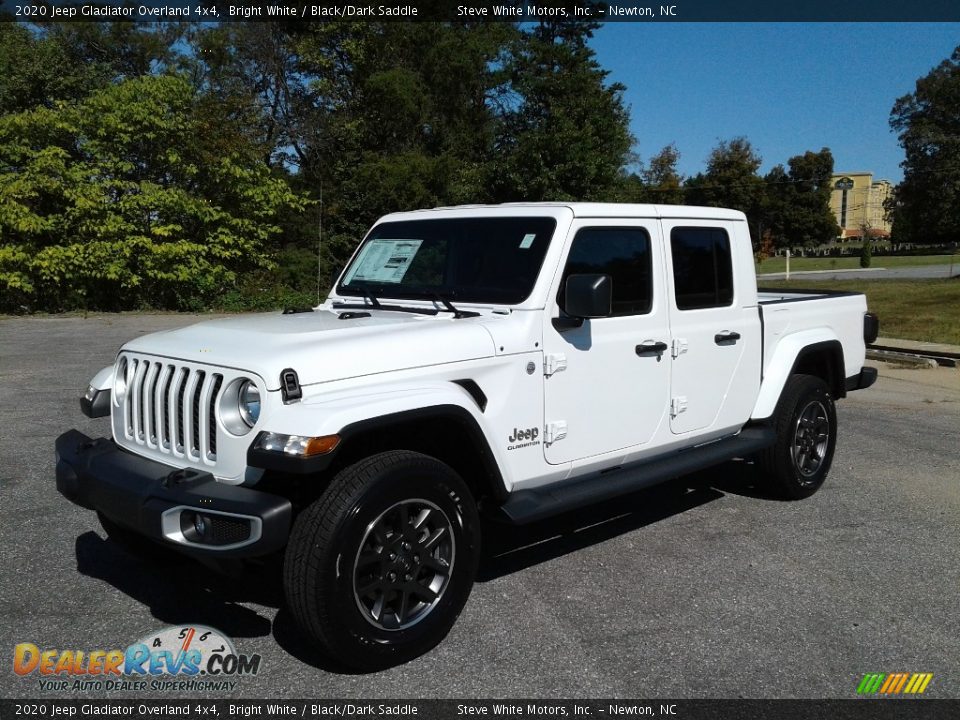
(636, 341, 668, 356)
(714, 331, 741, 345)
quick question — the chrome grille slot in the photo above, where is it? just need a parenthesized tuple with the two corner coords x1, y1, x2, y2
(143, 362, 160, 448)
(130, 359, 147, 441)
(209, 375, 223, 457)
(158, 365, 174, 449)
(181, 371, 201, 461)
(123, 358, 138, 436)
(193, 371, 207, 459)
(176, 370, 189, 452)
(116, 355, 233, 466)
(168, 367, 187, 455)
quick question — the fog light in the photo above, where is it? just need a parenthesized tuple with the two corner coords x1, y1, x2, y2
(181, 511, 212, 543)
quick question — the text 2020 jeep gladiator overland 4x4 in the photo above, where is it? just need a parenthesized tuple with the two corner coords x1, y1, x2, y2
(57, 203, 878, 669)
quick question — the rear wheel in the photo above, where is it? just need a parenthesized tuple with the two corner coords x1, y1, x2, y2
(283, 450, 480, 670)
(759, 374, 837, 499)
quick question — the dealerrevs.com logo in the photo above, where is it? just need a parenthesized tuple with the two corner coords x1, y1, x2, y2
(13, 625, 261, 693)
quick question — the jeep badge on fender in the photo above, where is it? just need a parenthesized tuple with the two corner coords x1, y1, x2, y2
(56, 202, 877, 671)
(507, 426, 540, 450)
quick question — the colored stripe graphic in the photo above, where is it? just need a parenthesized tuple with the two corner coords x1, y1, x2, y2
(857, 674, 886, 694)
(892, 673, 909, 694)
(879, 674, 897, 693)
(858, 672, 933, 695)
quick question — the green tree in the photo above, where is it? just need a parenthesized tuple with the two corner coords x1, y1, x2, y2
(488, 19, 633, 202)
(641, 144, 685, 204)
(762, 148, 838, 248)
(261, 21, 513, 279)
(0, 22, 179, 113)
(685, 137, 764, 240)
(1, 20, 643, 310)
(0, 74, 308, 312)
(189, 22, 316, 169)
(890, 46, 960, 244)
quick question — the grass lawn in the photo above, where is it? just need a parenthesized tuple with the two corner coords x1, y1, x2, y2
(760, 278, 960, 346)
(755, 254, 958, 275)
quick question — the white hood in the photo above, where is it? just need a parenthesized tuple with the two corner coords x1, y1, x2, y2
(121, 307, 498, 389)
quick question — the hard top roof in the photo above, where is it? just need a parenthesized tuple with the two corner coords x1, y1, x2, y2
(378, 202, 747, 222)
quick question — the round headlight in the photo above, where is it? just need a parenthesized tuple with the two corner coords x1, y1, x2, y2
(238, 380, 261, 428)
(114, 358, 128, 399)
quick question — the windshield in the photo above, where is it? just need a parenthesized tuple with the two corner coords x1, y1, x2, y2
(337, 217, 557, 305)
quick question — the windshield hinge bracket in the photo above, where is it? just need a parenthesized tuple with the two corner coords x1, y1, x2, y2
(280, 368, 302, 404)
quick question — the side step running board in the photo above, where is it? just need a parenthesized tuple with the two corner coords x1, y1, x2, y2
(500, 427, 775, 524)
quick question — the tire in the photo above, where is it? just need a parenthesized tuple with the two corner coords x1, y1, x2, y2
(97, 511, 173, 562)
(758, 374, 838, 500)
(283, 450, 480, 671)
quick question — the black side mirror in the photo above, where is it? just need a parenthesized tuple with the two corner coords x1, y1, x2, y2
(564, 273, 612, 319)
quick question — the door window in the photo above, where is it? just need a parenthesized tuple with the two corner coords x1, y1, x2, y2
(559, 227, 653, 317)
(670, 227, 734, 310)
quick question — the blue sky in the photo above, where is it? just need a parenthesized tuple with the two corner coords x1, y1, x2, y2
(590, 23, 960, 183)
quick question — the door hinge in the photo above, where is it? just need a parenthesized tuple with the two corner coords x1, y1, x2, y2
(671, 338, 688, 359)
(544, 420, 568, 445)
(670, 396, 688, 418)
(544, 353, 567, 377)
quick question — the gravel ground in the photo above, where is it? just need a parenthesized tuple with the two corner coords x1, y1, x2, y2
(1, 314, 958, 699)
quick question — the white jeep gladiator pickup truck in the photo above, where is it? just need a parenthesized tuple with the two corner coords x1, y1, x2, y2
(56, 203, 878, 669)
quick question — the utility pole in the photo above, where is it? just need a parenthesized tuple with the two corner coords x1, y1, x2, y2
(316, 183, 323, 306)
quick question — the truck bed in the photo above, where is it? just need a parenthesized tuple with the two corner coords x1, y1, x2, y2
(757, 287, 863, 305)
(756, 287, 869, 394)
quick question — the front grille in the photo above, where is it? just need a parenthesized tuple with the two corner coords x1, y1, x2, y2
(119, 356, 223, 463)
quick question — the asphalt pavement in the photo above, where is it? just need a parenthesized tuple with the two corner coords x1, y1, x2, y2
(1, 314, 958, 699)
(758, 262, 959, 281)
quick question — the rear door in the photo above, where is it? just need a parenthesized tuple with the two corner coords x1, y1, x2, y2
(663, 221, 759, 435)
(542, 220, 671, 465)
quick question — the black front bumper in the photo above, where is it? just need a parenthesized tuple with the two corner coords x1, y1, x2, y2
(55, 430, 291, 559)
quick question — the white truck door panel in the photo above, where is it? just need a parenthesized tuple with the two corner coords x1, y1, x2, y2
(542, 220, 670, 465)
(663, 221, 761, 435)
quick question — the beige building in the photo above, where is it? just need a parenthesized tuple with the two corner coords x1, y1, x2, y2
(829, 173, 892, 240)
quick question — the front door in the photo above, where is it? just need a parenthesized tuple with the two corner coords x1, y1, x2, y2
(542, 221, 671, 465)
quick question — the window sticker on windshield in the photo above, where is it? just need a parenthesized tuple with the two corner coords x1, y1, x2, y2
(519, 233, 536, 249)
(343, 239, 424, 284)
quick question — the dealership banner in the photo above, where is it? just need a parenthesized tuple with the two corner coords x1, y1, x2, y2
(1, 0, 959, 23)
(2, 700, 960, 720)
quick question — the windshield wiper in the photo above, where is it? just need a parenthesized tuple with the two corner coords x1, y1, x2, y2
(387, 288, 479, 318)
(336, 286, 479, 318)
(334, 288, 438, 316)
(427, 292, 478, 319)
(332, 301, 439, 316)
(356, 287, 381, 308)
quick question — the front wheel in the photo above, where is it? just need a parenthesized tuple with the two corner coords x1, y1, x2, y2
(283, 451, 480, 670)
(758, 374, 838, 500)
